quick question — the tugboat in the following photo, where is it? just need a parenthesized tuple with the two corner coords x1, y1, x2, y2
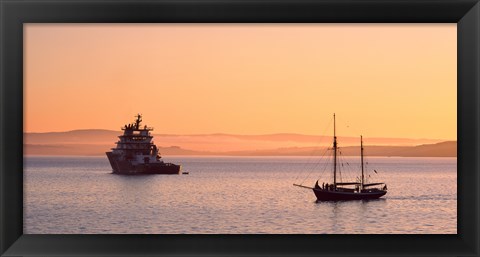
(294, 114, 387, 200)
(106, 114, 181, 175)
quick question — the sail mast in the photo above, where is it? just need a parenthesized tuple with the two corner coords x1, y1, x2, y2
(361, 135, 364, 190)
(333, 113, 337, 190)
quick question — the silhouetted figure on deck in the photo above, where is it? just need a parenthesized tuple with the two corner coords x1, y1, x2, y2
(325, 183, 329, 191)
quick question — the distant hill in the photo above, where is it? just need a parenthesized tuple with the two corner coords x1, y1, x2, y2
(26, 129, 121, 145)
(25, 129, 445, 145)
(24, 144, 207, 156)
(25, 129, 447, 151)
(221, 141, 456, 157)
(24, 129, 455, 157)
(24, 141, 456, 157)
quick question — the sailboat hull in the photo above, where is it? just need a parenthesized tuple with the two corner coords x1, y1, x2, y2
(313, 188, 386, 201)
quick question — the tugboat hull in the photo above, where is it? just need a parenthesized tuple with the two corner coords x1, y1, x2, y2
(313, 188, 386, 201)
(106, 152, 181, 175)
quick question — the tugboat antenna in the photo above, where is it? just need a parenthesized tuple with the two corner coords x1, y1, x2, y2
(135, 113, 142, 129)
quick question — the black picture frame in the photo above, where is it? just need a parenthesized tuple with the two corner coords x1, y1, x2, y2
(0, 0, 478, 256)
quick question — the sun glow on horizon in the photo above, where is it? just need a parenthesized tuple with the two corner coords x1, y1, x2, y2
(25, 24, 456, 140)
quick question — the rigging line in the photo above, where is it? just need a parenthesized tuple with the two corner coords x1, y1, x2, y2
(344, 117, 362, 180)
(344, 153, 356, 182)
(300, 119, 332, 172)
(299, 156, 320, 186)
(363, 154, 368, 184)
(366, 155, 385, 183)
(308, 144, 331, 174)
(300, 139, 333, 185)
(346, 154, 357, 183)
(338, 157, 343, 183)
(307, 141, 335, 182)
(338, 152, 345, 183)
(294, 118, 333, 183)
(299, 144, 331, 185)
(341, 150, 349, 183)
(339, 151, 353, 183)
(296, 118, 333, 180)
(318, 153, 333, 179)
(338, 150, 344, 183)
(363, 143, 380, 183)
(302, 146, 328, 184)
(315, 152, 333, 182)
(312, 146, 331, 174)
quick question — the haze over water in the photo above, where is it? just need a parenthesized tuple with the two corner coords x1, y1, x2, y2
(24, 156, 456, 234)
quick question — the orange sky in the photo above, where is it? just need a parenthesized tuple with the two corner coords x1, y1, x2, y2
(24, 24, 456, 140)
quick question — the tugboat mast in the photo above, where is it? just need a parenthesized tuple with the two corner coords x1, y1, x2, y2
(134, 114, 142, 129)
(333, 113, 337, 190)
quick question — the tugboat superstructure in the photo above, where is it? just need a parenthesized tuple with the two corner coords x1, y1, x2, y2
(106, 114, 181, 175)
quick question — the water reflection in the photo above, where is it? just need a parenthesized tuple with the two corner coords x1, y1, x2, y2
(24, 156, 457, 234)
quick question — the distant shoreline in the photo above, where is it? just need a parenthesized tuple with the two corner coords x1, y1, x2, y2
(24, 129, 456, 157)
(24, 141, 457, 157)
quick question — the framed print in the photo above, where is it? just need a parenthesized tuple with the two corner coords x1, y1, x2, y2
(0, 0, 479, 256)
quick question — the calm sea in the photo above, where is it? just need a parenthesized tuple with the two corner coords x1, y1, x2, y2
(24, 156, 456, 234)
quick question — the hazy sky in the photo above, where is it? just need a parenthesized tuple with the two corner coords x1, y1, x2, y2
(25, 24, 456, 140)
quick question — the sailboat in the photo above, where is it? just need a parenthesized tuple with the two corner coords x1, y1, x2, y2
(294, 114, 387, 201)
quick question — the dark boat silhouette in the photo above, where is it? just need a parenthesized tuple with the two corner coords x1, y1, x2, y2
(106, 114, 181, 175)
(294, 114, 387, 201)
